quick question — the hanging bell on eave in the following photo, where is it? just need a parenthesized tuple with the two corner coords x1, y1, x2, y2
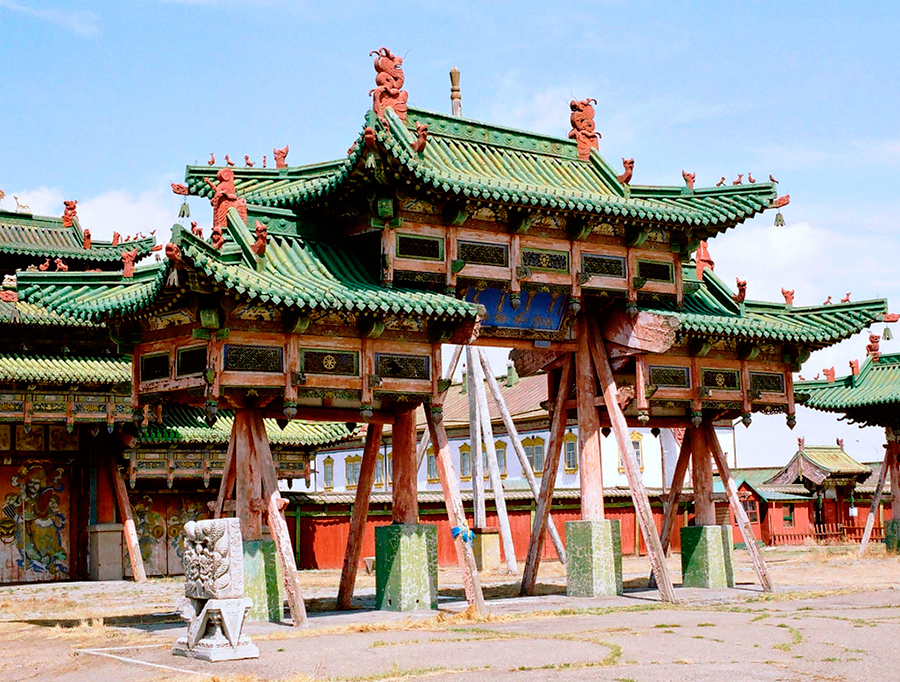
(774, 210, 785, 227)
(884, 326, 894, 341)
(178, 200, 191, 220)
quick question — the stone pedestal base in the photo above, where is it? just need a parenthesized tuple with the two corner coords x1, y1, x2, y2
(375, 524, 438, 611)
(885, 519, 900, 554)
(243, 537, 286, 622)
(565, 520, 623, 597)
(88, 523, 123, 581)
(473, 526, 501, 572)
(172, 597, 259, 662)
(681, 525, 735, 589)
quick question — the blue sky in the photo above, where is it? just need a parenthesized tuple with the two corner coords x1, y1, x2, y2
(2, 1, 899, 466)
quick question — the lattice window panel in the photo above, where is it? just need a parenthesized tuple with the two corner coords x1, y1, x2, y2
(648, 366, 690, 388)
(394, 270, 445, 285)
(582, 254, 626, 278)
(702, 369, 741, 390)
(458, 240, 509, 267)
(223, 345, 284, 373)
(375, 353, 430, 380)
(396, 234, 444, 261)
(140, 353, 170, 382)
(637, 259, 674, 282)
(302, 349, 359, 376)
(750, 372, 785, 393)
(522, 249, 569, 272)
(176, 346, 207, 377)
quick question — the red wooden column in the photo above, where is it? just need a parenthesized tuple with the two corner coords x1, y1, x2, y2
(234, 410, 263, 541)
(392, 408, 419, 525)
(890, 441, 900, 512)
(576, 319, 604, 521)
(691, 426, 716, 526)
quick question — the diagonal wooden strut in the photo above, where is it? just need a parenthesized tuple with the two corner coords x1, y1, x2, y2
(108, 454, 146, 583)
(426, 408, 486, 614)
(521, 354, 573, 595)
(212, 426, 237, 519)
(587, 318, 676, 603)
(649, 429, 693, 587)
(858, 441, 891, 557)
(416, 344, 463, 469)
(245, 410, 309, 626)
(337, 423, 384, 609)
(699, 421, 773, 593)
(477, 347, 566, 564)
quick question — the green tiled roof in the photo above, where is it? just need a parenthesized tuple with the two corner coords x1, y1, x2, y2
(0, 354, 130, 384)
(0, 210, 156, 264)
(640, 266, 887, 348)
(16, 214, 482, 323)
(185, 107, 778, 235)
(0, 299, 99, 327)
(797, 446, 871, 476)
(138, 406, 352, 447)
(797, 353, 900, 411)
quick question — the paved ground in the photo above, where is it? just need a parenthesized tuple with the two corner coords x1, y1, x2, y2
(2, 545, 900, 681)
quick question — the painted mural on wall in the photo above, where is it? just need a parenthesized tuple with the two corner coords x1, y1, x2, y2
(124, 494, 210, 577)
(0, 463, 70, 583)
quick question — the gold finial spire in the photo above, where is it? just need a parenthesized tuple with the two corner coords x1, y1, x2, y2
(450, 67, 461, 117)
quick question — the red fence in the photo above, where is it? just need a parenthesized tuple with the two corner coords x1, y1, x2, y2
(771, 522, 884, 546)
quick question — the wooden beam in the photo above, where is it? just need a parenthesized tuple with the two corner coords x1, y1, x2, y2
(587, 318, 676, 603)
(577, 321, 604, 521)
(213, 425, 238, 519)
(108, 454, 146, 583)
(337, 423, 384, 609)
(599, 307, 678, 354)
(266, 407, 396, 425)
(425, 409, 486, 614)
(416, 344, 462, 469)
(246, 410, 309, 626)
(392, 409, 418, 525)
(890, 440, 900, 513)
(466, 347, 486, 529)
(661, 430, 693, 554)
(700, 421, 773, 593)
(234, 410, 263, 541)
(478, 348, 566, 562)
(691, 427, 716, 526)
(859, 441, 891, 557)
(472, 350, 517, 573)
(521, 354, 573, 595)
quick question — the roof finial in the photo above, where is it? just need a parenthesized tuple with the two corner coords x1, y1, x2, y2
(450, 67, 462, 117)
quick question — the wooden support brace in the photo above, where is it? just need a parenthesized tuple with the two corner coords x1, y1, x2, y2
(649, 429, 692, 587)
(466, 346, 486, 528)
(471, 349, 517, 573)
(109, 454, 146, 583)
(577, 322, 605, 522)
(521, 354, 573, 595)
(246, 410, 309, 626)
(587, 318, 676, 603)
(699, 421, 773, 593)
(859, 441, 892, 557)
(213, 426, 238, 519)
(337, 423, 384, 609)
(392, 409, 418, 524)
(478, 348, 566, 563)
(426, 409, 486, 614)
(416, 344, 463, 469)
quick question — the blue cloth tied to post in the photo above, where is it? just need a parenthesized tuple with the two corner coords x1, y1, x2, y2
(451, 525, 474, 543)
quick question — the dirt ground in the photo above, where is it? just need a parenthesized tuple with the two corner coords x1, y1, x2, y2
(3, 544, 900, 681)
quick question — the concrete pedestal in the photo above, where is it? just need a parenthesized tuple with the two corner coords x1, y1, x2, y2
(473, 526, 501, 572)
(242, 536, 286, 622)
(681, 525, 735, 589)
(88, 523, 124, 581)
(375, 524, 438, 611)
(885, 519, 900, 554)
(565, 520, 623, 597)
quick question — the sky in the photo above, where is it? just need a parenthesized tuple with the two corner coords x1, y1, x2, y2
(1, 1, 899, 467)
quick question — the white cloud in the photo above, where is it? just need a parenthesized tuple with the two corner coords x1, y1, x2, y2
(0, 0, 99, 37)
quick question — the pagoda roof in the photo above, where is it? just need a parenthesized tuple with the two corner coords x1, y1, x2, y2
(0, 353, 129, 385)
(0, 297, 99, 328)
(15, 210, 482, 324)
(767, 444, 871, 487)
(185, 107, 779, 236)
(640, 265, 887, 348)
(137, 405, 352, 448)
(795, 353, 900, 428)
(0, 209, 156, 266)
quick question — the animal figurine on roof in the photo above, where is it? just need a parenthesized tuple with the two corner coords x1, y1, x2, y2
(369, 47, 409, 122)
(251, 221, 268, 257)
(273, 145, 289, 169)
(122, 248, 138, 278)
(781, 288, 794, 305)
(13, 196, 29, 212)
(38, 259, 50, 271)
(733, 174, 743, 185)
(616, 158, 634, 185)
(211, 225, 225, 250)
(244, 155, 254, 167)
(54, 258, 68, 272)
(682, 170, 696, 190)
(716, 177, 726, 186)
(748, 172, 756, 183)
(866, 333, 881, 360)
(225, 155, 235, 167)
(205, 168, 247, 228)
(208, 153, 215, 166)
(61, 200, 78, 227)
(568, 98, 601, 161)
(190, 221, 203, 238)
(83, 229, 91, 250)
(823, 367, 836, 382)
(411, 123, 429, 153)
(732, 278, 747, 303)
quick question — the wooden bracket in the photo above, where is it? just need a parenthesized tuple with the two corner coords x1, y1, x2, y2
(443, 201, 469, 226)
(358, 315, 385, 339)
(688, 337, 711, 357)
(509, 210, 535, 234)
(738, 342, 760, 361)
(624, 226, 649, 247)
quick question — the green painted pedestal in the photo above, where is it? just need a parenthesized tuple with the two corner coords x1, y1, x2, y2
(375, 524, 438, 611)
(885, 519, 900, 554)
(565, 520, 623, 597)
(680, 525, 735, 589)
(243, 539, 286, 622)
